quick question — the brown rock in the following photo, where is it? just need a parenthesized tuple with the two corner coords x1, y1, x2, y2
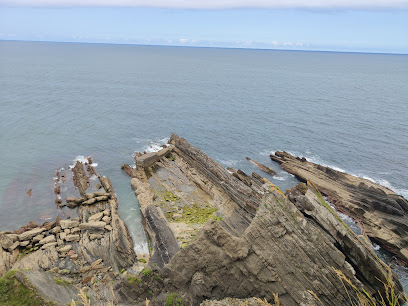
(28, 220, 38, 228)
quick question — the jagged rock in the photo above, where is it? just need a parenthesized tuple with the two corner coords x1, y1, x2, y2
(270, 151, 408, 264)
(18, 227, 45, 241)
(103, 209, 110, 216)
(60, 220, 79, 229)
(71, 227, 80, 234)
(28, 220, 38, 228)
(79, 221, 106, 231)
(64, 229, 70, 234)
(0, 233, 13, 249)
(43, 221, 56, 230)
(59, 232, 67, 240)
(39, 235, 56, 245)
(246, 157, 278, 176)
(105, 225, 112, 231)
(102, 216, 111, 223)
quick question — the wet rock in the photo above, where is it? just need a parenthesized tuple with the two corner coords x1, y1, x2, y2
(28, 220, 38, 228)
(246, 157, 278, 176)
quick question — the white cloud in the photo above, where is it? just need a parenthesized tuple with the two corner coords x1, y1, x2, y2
(1, 0, 408, 8)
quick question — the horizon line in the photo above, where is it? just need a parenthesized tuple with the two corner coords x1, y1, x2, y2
(1, 39, 407, 56)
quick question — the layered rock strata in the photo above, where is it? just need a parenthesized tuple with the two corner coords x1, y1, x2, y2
(122, 134, 406, 305)
(270, 151, 408, 264)
(0, 160, 136, 305)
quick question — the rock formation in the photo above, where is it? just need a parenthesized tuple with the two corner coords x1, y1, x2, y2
(0, 160, 136, 305)
(270, 151, 408, 264)
(120, 134, 406, 305)
(1, 136, 407, 305)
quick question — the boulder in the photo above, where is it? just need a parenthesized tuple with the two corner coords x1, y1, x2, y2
(88, 212, 103, 222)
(0, 233, 13, 249)
(60, 220, 79, 229)
(18, 227, 45, 241)
(39, 235, 56, 245)
(79, 221, 106, 231)
(65, 235, 80, 242)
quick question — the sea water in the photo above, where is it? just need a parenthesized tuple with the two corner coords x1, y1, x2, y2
(0, 40, 407, 290)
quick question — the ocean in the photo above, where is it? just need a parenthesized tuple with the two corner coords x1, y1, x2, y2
(0, 40, 407, 291)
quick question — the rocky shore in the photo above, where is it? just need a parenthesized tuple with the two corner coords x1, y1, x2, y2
(270, 151, 408, 265)
(1, 134, 407, 305)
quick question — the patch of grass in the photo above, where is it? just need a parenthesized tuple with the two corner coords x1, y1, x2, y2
(148, 290, 153, 296)
(120, 268, 125, 274)
(142, 268, 152, 277)
(154, 275, 161, 281)
(55, 277, 70, 286)
(165, 153, 175, 161)
(165, 204, 218, 225)
(157, 190, 180, 203)
(126, 275, 142, 285)
(138, 258, 147, 263)
(0, 270, 52, 305)
(211, 215, 223, 221)
(166, 293, 182, 306)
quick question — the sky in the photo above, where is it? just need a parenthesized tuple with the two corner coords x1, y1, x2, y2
(0, 0, 407, 53)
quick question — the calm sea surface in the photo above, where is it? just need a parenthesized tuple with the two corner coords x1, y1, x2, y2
(0, 41, 407, 291)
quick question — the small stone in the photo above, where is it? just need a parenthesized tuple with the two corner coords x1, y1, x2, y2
(48, 267, 59, 273)
(79, 221, 106, 231)
(80, 266, 91, 273)
(65, 234, 80, 242)
(33, 234, 45, 243)
(6, 234, 18, 242)
(103, 209, 110, 216)
(39, 235, 56, 245)
(58, 245, 72, 253)
(60, 232, 67, 240)
(60, 220, 79, 229)
(91, 259, 103, 268)
(64, 229, 71, 234)
(41, 242, 58, 249)
(18, 227, 45, 241)
(105, 225, 113, 231)
(70, 254, 78, 261)
(89, 212, 104, 222)
(57, 239, 64, 246)
(102, 216, 111, 223)
(51, 226, 61, 234)
(9, 241, 20, 251)
(44, 221, 56, 230)
(71, 227, 80, 234)
(20, 241, 30, 247)
(173, 213, 183, 219)
(90, 234, 103, 240)
(82, 198, 97, 205)
(28, 220, 38, 228)
(82, 275, 92, 284)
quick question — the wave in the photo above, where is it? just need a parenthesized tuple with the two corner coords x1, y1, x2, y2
(133, 242, 149, 254)
(218, 159, 239, 167)
(141, 137, 170, 153)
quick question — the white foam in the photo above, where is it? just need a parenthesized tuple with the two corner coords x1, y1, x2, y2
(273, 176, 286, 181)
(90, 163, 98, 167)
(218, 159, 239, 167)
(69, 155, 91, 169)
(372, 243, 381, 251)
(142, 137, 170, 153)
(133, 242, 149, 254)
(89, 175, 98, 181)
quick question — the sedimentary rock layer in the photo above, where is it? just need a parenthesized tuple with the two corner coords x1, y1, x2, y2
(270, 151, 408, 264)
(123, 134, 406, 305)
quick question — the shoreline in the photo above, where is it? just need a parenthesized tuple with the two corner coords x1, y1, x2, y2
(1, 134, 407, 304)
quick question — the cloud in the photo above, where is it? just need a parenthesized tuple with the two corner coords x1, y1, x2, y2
(1, 0, 408, 8)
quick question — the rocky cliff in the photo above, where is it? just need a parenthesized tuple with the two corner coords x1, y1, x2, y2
(120, 134, 406, 305)
(270, 151, 408, 265)
(1, 135, 407, 305)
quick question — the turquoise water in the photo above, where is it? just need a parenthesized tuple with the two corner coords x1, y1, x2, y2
(1, 40, 407, 290)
